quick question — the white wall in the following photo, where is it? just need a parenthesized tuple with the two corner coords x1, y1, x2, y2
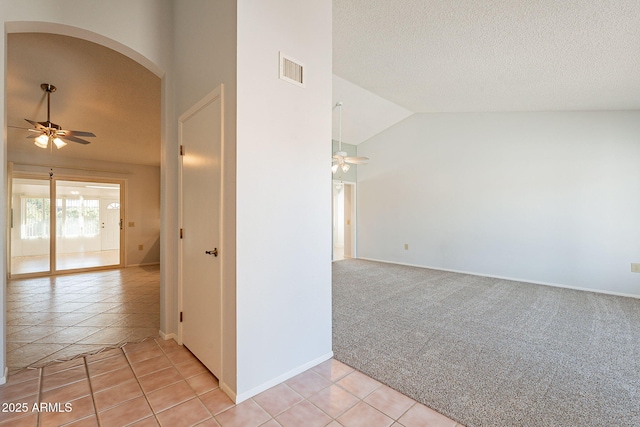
(358, 112, 640, 297)
(236, 0, 332, 400)
(332, 74, 413, 144)
(0, 0, 173, 383)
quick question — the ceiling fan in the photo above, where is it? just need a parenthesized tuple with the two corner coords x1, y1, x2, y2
(332, 101, 369, 174)
(23, 83, 96, 149)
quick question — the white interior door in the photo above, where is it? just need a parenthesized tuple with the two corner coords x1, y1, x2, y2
(180, 86, 223, 379)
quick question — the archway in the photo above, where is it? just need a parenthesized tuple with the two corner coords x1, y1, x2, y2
(2, 20, 172, 380)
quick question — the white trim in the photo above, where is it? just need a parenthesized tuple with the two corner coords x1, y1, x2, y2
(158, 330, 177, 342)
(0, 367, 8, 385)
(219, 381, 237, 403)
(356, 257, 640, 299)
(233, 351, 334, 404)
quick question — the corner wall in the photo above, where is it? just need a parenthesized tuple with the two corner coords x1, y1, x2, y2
(173, 0, 238, 394)
(236, 0, 333, 399)
(357, 112, 640, 297)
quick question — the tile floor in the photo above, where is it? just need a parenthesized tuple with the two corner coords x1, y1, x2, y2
(6, 266, 159, 373)
(0, 337, 463, 426)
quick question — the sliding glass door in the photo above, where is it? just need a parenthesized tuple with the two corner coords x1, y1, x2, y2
(10, 176, 124, 276)
(11, 178, 51, 275)
(55, 180, 122, 271)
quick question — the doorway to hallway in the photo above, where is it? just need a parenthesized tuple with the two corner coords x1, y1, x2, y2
(332, 181, 356, 261)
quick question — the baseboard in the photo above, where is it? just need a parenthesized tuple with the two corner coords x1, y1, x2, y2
(0, 367, 8, 385)
(219, 381, 237, 403)
(126, 262, 160, 268)
(158, 330, 177, 341)
(234, 351, 334, 404)
(356, 257, 640, 299)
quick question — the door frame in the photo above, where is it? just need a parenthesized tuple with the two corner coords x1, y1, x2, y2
(177, 84, 225, 350)
(8, 172, 126, 278)
(332, 179, 357, 261)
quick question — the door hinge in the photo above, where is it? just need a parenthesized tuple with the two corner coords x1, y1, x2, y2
(180, 311, 183, 322)
(180, 145, 184, 156)
(180, 228, 183, 239)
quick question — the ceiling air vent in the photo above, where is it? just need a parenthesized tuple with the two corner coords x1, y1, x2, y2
(279, 52, 305, 88)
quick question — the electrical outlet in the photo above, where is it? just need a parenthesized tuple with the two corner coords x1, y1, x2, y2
(404, 244, 409, 250)
(631, 263, 640, 273)
(138, 244, 144, 251)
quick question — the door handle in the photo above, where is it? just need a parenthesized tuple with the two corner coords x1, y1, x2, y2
(205, 248, 218, 257)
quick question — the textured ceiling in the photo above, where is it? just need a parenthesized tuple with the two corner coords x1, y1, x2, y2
(7, 33, 160, 166)
(334, 0, 640, 112)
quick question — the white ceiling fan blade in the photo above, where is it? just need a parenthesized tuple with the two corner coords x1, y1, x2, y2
(345, 156, 369, 164)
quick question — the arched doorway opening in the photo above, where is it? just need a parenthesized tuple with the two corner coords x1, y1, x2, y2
(3, 23, 169, 375)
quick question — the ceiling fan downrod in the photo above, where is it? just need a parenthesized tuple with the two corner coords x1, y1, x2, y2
(335, 101, 347, 157)
(42, 83, 56, 127)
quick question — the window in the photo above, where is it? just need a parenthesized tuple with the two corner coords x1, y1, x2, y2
(21, 197, 50, 239)
(56, 198, 100, 237)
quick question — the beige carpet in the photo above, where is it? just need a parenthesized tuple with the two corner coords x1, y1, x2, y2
(332, 259, 640, 427)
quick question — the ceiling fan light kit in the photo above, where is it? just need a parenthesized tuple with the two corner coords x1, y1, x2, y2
(25, 83, 96, 149)
(332, 101, 369, 174)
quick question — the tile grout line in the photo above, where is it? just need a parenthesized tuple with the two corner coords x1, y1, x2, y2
(36, 367, 43, 427)
(123, 344, 163, 426)
(83, 356, 101, 427)
(330, 361, 424, 423)
(154, 338, 220, 425)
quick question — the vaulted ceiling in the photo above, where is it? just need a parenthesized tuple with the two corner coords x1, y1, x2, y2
(6, 33, 160, 166)
(334, 0, 640, 113)
(7, 2, 640, 155)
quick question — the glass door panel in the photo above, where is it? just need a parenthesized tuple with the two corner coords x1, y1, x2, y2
(55, 180, 121, 271)
(11, 178, 51, 275)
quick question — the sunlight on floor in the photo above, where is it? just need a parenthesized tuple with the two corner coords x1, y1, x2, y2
(11, 250, 120, 275)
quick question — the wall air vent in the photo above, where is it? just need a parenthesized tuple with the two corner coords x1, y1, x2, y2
(279, 52, 305, 88)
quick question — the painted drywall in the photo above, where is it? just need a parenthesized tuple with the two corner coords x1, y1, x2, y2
(357, 112, 640, 297)
(8, 154, 160, 267)
(236, 0, 332, 400)
(173, 0, 238, 394)
(0, 0, 173, 383)
(332, 74, 413, 144)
